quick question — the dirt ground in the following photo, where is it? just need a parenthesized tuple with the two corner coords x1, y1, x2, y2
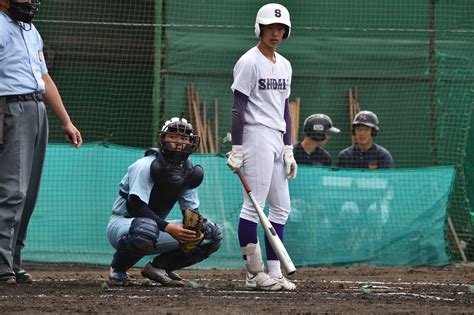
(0, 263, 472, 314)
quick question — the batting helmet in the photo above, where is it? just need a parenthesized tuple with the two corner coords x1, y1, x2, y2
(158, 117, 200, 163)
(303, 114, 340, 141)
(255, 3, 291, 40)
(352, 110, 379, 136)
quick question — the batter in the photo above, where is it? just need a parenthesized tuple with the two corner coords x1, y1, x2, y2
(226, 3, 297, 291)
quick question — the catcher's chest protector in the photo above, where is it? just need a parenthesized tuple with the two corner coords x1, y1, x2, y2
(147, 151, 204, 216)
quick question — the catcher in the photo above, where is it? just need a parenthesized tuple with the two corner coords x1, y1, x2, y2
(106, 116, 222, 286)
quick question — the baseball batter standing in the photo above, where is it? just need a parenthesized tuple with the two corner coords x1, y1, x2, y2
(0, 0, 82, 285)
(226, 3, 297, 291)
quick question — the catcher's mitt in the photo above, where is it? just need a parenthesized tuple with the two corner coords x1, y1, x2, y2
(180, 209, 205, 252)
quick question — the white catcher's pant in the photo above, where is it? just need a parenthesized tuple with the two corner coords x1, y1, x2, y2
(240, 125, 291, 225)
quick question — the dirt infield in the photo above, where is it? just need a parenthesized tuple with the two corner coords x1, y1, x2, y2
(0, 263, 472, 314)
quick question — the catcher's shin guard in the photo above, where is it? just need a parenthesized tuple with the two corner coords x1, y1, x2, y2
(241, 242, 265, 275)
(151, 219, 222, 271)
(111, 218, 159, 272)
(110, 249, 143, 272)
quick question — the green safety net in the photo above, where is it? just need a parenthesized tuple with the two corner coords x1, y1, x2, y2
(24, 0, 473, 263)
(24, 144, 454, 267)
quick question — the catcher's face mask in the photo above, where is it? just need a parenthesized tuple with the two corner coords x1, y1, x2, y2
(159, 117, 200, 164)
(9, 0, 40, 24)
(160, 133, 196, 164)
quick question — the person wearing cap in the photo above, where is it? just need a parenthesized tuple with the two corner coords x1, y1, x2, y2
(293, 113, 340, 166)
(337, 110, 394, 169)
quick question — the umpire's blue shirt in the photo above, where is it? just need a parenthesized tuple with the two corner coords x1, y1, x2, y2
(0, 12, 47, 96)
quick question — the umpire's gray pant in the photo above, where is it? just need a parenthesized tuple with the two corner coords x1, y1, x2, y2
(0, 99, 48, 274)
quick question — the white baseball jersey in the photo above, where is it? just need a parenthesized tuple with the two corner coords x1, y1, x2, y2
(231, 46, 293, 225)
(231, 46, 292, 133)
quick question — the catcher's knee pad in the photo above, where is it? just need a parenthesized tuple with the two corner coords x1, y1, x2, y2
(118, 217, 159, 255)
(198, 219, 223, 254)
(241, 241, 264, 275)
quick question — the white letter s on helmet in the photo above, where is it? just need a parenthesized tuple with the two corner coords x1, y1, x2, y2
(255, 3, 291, 40)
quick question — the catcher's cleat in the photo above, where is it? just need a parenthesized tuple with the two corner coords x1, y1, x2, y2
(167, 270, 183, 281)
(14, 269, 32, 284)
(141, 263, 185, 287)
(245, 272, 282, 291)
(271, 276, 296, 291)
(109, 268, 129, 283)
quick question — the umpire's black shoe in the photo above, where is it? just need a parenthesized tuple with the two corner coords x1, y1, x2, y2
(0, 274, 16, 285)
(0, 265, 17, 285)
(14, 269, 32, 284)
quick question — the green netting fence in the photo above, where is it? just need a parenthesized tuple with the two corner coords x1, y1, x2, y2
(23, 0, 474, 265)
(24, 144, 454, 267)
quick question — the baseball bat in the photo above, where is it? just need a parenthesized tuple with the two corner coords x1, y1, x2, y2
(235, 169, 296, 275)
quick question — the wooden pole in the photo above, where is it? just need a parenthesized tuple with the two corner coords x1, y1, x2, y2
(348, 88, 361, 144)
(202, 100, 209, 153)
(447, 216, 467, 262)
(348, 89, 355, 144)
(214, 97, 219, 153)
(191, 86, 206, 153)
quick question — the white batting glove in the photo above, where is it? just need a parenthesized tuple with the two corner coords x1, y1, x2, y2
(283, 145, 297, 179)
(227, 145, 244, 171)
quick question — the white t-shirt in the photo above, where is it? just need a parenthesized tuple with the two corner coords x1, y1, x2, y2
(231, 46, 292, 132)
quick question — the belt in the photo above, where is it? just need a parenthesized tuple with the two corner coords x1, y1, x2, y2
(5, 93, 43, 103)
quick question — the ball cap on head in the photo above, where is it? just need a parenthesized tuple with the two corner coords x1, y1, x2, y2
(255, 3, 291, 39)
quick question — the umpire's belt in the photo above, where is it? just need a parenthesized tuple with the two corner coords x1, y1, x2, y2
(5, 93, 43, 103)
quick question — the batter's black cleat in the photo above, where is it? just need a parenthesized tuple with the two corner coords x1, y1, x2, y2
(14, 269, 32, 284)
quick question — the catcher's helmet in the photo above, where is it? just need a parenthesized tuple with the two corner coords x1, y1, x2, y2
(158, 117, 200, 163)
(303, 114, 340, 141)
(352, 110, 379, 136)
(255, 3, 291, 39)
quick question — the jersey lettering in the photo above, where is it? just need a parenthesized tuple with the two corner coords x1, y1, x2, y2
(258, 78, 287, 90)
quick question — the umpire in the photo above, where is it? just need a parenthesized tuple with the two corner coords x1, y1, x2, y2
(0, 0, 82, 285)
